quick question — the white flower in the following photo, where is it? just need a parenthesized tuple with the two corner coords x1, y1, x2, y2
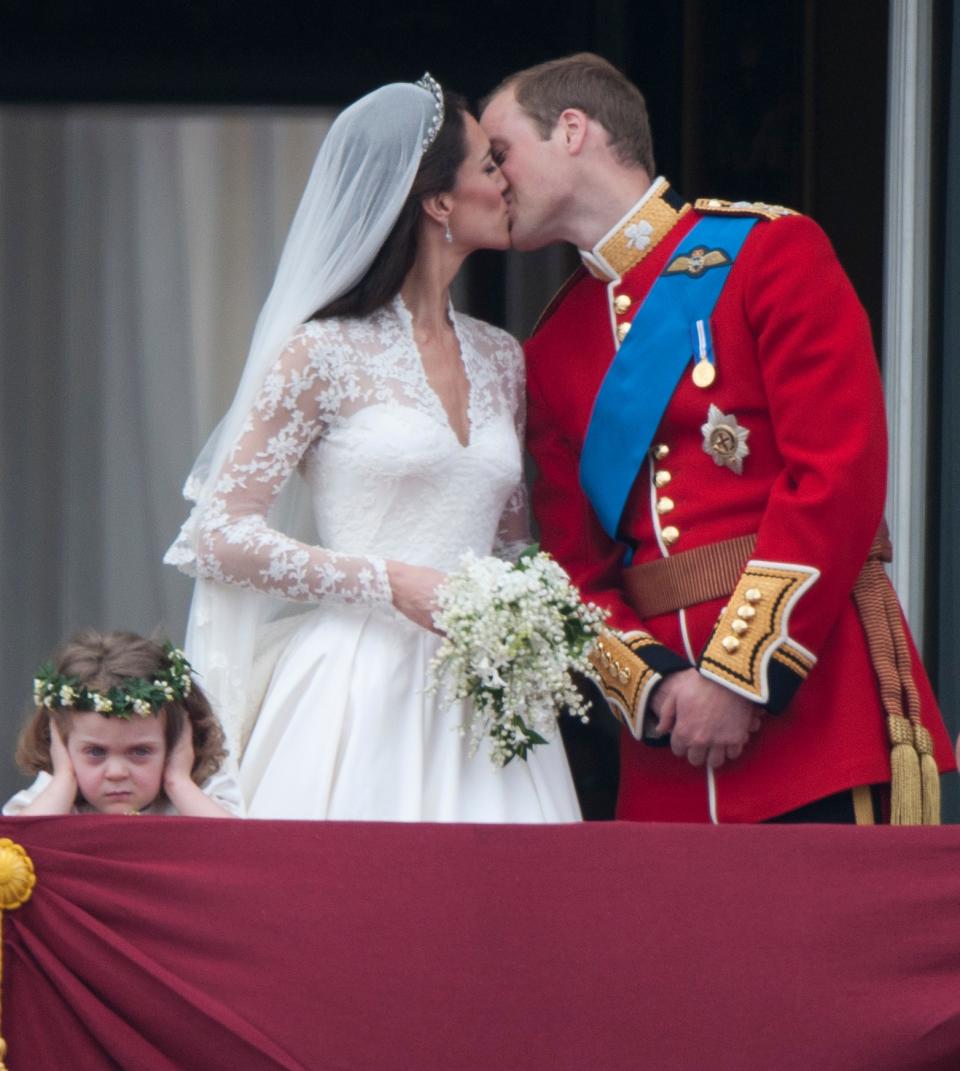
(624, 220, 653, 252)
(132, 699, 152, 716)
(92, 694, 113, 713)
(58, 684, 76, 705)
(428, 550, 606, 765)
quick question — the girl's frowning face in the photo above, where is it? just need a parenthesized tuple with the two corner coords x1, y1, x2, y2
(65, 711, 167, 814)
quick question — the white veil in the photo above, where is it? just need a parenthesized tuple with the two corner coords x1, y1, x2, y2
(165, 77, 444, 755)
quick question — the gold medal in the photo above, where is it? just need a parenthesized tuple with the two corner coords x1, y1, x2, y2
(692, 358, 716, 388)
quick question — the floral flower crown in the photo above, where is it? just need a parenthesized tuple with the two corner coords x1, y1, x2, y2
(32, 643, 194, 718)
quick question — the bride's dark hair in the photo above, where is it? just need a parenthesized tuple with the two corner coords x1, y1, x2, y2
(313, 89, 468, 321)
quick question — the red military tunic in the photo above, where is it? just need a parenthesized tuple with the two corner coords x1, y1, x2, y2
(525, 178, 955, 822)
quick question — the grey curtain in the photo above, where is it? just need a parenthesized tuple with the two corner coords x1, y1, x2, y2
(0, 107, 333, 798)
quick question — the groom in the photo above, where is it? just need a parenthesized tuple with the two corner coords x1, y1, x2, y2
(480, 53, 955, 823)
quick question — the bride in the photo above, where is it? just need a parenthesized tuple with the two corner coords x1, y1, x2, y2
(166, 75, 582, 822)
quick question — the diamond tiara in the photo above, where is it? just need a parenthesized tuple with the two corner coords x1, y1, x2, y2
(415, 71, 445, 150)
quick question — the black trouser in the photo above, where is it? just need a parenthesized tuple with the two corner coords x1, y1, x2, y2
(765, 786, 884, 824)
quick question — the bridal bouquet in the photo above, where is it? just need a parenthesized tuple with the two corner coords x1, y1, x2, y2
(429, 548, 606, 766)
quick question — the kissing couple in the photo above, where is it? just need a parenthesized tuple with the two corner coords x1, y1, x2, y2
(166, 54, 954, 826)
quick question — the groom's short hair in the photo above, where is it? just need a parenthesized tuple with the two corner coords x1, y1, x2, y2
(484, 53, 655, 175)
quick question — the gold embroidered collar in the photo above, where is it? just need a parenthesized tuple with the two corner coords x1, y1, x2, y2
(579, 178, 691, 283)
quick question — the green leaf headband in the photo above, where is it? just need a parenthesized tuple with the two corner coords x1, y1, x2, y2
(33, 643, 194, 718)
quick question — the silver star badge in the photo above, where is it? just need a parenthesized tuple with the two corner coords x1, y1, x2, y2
(701, 404, 750, 474)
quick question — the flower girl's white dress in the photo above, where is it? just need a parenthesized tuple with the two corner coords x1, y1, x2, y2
(168, 296, 581, 822)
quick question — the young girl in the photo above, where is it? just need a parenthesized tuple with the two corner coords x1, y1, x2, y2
(4, 629, 243, 816)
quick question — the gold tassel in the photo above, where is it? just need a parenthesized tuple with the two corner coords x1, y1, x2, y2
(920, 754, 941, 826)
(914, 725, 942, 825)
(852, 529, 944, 825)
(888, 715, 922, 825)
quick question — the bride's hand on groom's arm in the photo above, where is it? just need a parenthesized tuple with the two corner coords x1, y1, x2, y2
(386, 561, 447, 633)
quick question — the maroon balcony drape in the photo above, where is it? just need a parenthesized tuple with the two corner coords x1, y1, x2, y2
(1, 817, 959, 1070)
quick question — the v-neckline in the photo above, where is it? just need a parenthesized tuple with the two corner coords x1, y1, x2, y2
(395, 293, 473, 449)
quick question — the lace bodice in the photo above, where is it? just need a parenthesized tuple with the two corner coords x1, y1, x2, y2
(167, 295, 530, 608)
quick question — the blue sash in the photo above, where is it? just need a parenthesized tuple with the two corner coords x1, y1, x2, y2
(579, 214, 757, 548)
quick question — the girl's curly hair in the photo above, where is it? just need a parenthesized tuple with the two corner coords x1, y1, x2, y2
(16, 629, 227, 788)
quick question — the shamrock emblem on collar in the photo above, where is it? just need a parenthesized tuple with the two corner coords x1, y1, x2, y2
(624, 220, 653, 252)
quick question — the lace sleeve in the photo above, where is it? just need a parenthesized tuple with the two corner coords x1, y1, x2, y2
(184, 325, 392, 608)
(493, 333, 533, 562)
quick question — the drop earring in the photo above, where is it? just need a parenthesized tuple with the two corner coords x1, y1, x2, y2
(444, 220, 453, 243)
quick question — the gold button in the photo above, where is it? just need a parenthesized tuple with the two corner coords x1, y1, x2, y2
(745, 588, 762, 604)
(616, 321, 631, 342)
(737, 605, 756, 620)
(731, 619, 749, 635)
(653, 443, 670, 461)
(656, 497, 674, 515)
(614, 294, 632, 314)
(722, 636, 740, 653)
(654, 470, 672, 488)
(661, 525, 680, 547)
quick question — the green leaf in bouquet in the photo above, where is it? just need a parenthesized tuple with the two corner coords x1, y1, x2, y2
(517, 543, 541, 562)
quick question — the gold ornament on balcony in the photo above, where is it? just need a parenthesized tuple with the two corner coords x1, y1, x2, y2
(0, 838, 36, 1071)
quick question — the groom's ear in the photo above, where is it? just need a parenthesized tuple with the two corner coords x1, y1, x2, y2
(421, 192, 452, 228)
(556, 108, 588, 155)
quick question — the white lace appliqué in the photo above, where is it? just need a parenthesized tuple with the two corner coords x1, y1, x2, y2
(168, 295, 531, 606)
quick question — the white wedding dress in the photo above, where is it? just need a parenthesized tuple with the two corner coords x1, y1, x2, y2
(169, 294, 581, 822)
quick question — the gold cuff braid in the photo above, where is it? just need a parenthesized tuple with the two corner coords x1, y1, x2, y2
(588, 630, 662, 739)
(699, 562, 819, 702)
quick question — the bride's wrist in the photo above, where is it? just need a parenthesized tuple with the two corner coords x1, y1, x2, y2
(385, 560, 406, 607)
